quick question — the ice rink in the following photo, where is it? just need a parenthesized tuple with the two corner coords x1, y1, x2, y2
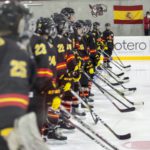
(49, 60, 150, 150)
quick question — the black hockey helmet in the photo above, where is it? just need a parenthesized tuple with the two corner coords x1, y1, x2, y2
(93, 21, 100, 27)
(93, 21, 100, 30)
(105, 23, 111, 30)
(74, 20, 85, 29)
(0, 0, 31, 35)
(85, 19, 92, 28)
(105, 23, 111, 27)
(73, 20, 87, 36)
(52, 13, 68, 34)
(36, 17, 56, 38)
(61, 7, 75, 19)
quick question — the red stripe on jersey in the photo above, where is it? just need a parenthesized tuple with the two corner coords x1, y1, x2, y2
(0, 102, 27, 110)
(36, 68, 53, 78)
(90, 49, 97, 54)
(56, 62, 67, 70)
(0, 93, 29, 110)
(82, 56, 89, 61)
(67, 54, 75, 62)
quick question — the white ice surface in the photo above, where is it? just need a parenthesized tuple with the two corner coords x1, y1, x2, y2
(48, 61, 150, 150)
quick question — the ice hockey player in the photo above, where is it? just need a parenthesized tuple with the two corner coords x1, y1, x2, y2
(0, 1, 48, 150)
(92, 21, 103, 70)
(83, 19, 100, 100)
(73, 20, 94, 108)
(53, 13, 84, 115)
(30, 16, 68, 143)
(61, 7, 86, 116)
(92, 22, 102, 42)
(61, 7, 76, 23)
(102, 23, 114, 68)
(42, 12, 81, 142)
(30, 17, 54, 129)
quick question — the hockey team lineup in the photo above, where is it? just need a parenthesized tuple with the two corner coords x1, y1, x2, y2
(0, 0, 149, 150)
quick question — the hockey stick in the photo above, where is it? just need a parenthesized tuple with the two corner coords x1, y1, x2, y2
(71, 90, 131, 140)
(99, 67, 136, 92)
(47, 111, 111, 150)
(95, 73, 143, 106)
(111, 81, 124, 86)
(100, 50, 131, 70)
(96, 72, 132, 95)
(68, 121, 112, 150)
(102, 64, 125, 78)
(91, 112, 131, 140)
(60, 106, 119, 150)
(77, 83, 98, 124)
(95, 73, 125, 96)
(96, 68, 123, 86)
(101, 65, 129, 83)
(71, 89, 98, 124)
(99, 51, 125, 71)
(113, 50, 131, 69)
(83, 72, 135, 112)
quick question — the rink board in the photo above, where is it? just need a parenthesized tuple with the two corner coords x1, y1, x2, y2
(113, 36, 150, 60)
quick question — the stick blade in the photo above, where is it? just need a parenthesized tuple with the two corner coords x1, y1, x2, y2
(111, 81, 124, 86)
(117, 72, 124, 77)
(122, 77, 130, 83)
(123, 77, 129, 80)
(123, 90, 135, 96)
(117, 133, 131, 140)
(120, 107, 135, 112)
(124, 65, 131, 68)
(128, 87, 137, 91)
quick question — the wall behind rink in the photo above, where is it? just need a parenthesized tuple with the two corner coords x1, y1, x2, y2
(0, 0, 149, 36)
(18, 0, 150, 36)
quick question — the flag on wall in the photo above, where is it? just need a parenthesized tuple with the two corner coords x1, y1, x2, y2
(114, 5, 144, 24)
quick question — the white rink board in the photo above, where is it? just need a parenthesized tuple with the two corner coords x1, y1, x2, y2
(114, 36, 150, 56)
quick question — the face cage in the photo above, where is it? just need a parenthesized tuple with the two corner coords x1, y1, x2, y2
(49, 26, 57, 39)
(58, 21, 69, 34)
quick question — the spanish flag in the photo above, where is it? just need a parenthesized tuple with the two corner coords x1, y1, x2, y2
(114, 5, 144, 24)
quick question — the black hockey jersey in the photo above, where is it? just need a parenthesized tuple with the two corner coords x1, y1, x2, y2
(0, 35, 34, 129)
(103, 29, 114, 49)
(92, 29, 103, 51)
(84, 31, 97, 59)
(75, 35, 90, 63)
(30, 34, 56, 92)
(52, 35, 76, 78)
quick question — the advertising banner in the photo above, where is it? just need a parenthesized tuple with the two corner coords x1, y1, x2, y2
(114, 36, 150, 59)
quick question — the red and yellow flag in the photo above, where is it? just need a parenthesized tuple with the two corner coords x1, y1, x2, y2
(114, 5, 144, 24)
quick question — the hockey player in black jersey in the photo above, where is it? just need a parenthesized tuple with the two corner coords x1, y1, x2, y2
(61, 8, 87, 116)
(73, 20, 95, 107)
(0, 1, 48, 150)
(92, 22, 102, 42)
(30, 17, 69, 142)
(102, 23, 114, 68)
(92, 21, 103, 52)
(61, 7, 76, 23)
(52, 13, 83, 120)
(92, 22, 104, 70)
(83, 20, 100, 99)
(30, 17, 56, 128)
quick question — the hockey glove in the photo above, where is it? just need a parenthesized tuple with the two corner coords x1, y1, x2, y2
(63, 82, 72, 92)
(51, 96, 62, 110)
